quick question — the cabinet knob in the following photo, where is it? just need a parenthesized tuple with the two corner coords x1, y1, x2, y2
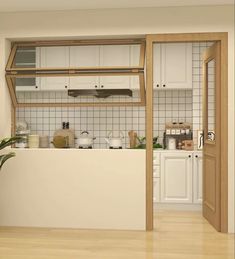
(35, 86, 38, 89)
(95, 85, 98, 88)
(188, 155, 191, 158)
(156, 84, 159, 87)
(65, 85, 68, 89)
(101, 85, 104, 88)
(163, 84, 166, 87)
(195, 155, 198, 158)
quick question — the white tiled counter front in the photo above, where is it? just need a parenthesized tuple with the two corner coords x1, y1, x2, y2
(0, 149, 146, 230)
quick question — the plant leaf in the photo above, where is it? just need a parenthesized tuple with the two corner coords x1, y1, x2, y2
(0, 136, 22, 150)
(0, 152, 15, 170)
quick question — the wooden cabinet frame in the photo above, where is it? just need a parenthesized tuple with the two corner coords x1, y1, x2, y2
(5, 38, 146, 108)
(146, 32, 228, 232)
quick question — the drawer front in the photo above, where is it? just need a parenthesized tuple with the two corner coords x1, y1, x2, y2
(153, 165, 160, 178)
(153, 152, 160, 165)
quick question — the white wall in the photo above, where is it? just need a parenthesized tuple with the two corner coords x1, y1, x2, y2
(0, 5, 234, 232)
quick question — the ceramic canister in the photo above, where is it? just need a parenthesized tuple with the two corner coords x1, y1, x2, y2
(39, 135, 49, 148)
(28, 135, 40, 148)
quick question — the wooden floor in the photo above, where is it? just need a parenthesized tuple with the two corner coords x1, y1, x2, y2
(0, 210, 234, 259)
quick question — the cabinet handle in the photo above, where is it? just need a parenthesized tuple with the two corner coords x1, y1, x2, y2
(101, 85, 104, 88)
(95, 85, 98, 88)
(163, 84, 166, 87)
(156, 84, 159, 87)
(188, 155, 191, 158)
(195, 155, 198, 158)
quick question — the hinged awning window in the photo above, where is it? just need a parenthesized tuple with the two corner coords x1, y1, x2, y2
(5, 38, 146, 107)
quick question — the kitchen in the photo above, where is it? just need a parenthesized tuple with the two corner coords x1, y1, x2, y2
(0, 37, 215, 230)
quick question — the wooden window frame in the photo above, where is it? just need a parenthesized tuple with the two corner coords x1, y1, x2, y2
(145, 32, 228, 233)
(5, 38, 146, 108)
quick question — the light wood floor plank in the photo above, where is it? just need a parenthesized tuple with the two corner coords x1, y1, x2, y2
(0, 210, 234, 259)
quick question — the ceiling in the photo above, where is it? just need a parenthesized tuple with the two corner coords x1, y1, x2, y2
(0, 0, 233, 12)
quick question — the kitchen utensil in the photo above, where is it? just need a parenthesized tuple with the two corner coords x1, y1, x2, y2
(28, 135, 39, 148)
(167, 138, 176, 150)
(52, 135, 69, 148)
(105, 131, 124, 149)
(128, 130, 137, 148)
(76, 131, 96, 148)
(39, 135, 49, 148)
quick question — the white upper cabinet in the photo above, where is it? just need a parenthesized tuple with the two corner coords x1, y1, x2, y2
(70, 46, 100, 68)
(99, 45, 130, 89)
(40, 47, 69, 91)
(160, 152, 193, 203)
(40, 46, 69, 68)
(193, 152, 203, 204)
(100, 45, 130, 67)
(153, 44, 161, 88)
(69, 46, 99, 89)
(153, 43, 192, 89)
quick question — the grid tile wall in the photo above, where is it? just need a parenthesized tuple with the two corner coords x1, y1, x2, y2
(16, 42, 214, 149)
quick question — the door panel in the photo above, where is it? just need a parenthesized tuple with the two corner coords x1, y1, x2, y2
(203, 43, 221, 231)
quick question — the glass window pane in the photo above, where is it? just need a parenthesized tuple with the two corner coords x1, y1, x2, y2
(206, 59, 215, 141)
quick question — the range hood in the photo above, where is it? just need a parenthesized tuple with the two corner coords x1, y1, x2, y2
(68, 89, 133, 98)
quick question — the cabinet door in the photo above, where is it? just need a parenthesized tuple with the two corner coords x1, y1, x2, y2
(99, 76, 130, 89)
(99, 45, 130, 89)
(15, 77, 41, 91)
(40, 47, 70, 90)
(100, 45, 130, 67)
(160, 152, 193, 203)
(161, 43, 192, 89)
(153, 44, 161, 89)
(40, 77, 69, 91)
(193, 152, 203, 204)
(70, 46, 99, 89)
(153, 178, 160, 203)
(40, 46, 69, 68)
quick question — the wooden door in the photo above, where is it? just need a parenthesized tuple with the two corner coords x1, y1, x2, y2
(202, 43, 221, 231)
(160, 152, 193, 203)
(193, 152, 203, 204)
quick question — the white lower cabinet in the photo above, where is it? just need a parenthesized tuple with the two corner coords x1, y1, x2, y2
(153, 151, 203, 206)
(193, 152, 203, 204)
(160, 152, 193, 203)
(153, 178, 160, 203)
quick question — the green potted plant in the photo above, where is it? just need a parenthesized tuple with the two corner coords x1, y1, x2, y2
(0, 137, 20, 170)
(135, 136, 163, 149)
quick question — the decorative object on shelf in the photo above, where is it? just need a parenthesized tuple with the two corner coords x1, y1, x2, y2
(15, 120, 30, 148)
(39, 136, 49, 148)
(167, 138, 176, 150)
(134, 136, 163, 149)
(105, 131, 124, 149)
(128, 130, 137, 148)
(182, 140, 194, 151)
(28, 135, 40, 148)
(54, 122, 76, 148)
(0, 137, 21, 170)
(52, 136, 69, 148)
(76, 131, 96, 149)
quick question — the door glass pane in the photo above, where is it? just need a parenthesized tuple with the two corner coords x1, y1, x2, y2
(206, 59, 215, 141)
(14, 47, 36, 68)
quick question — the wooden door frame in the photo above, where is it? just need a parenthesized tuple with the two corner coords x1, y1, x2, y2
(145, 33, 228, 232)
